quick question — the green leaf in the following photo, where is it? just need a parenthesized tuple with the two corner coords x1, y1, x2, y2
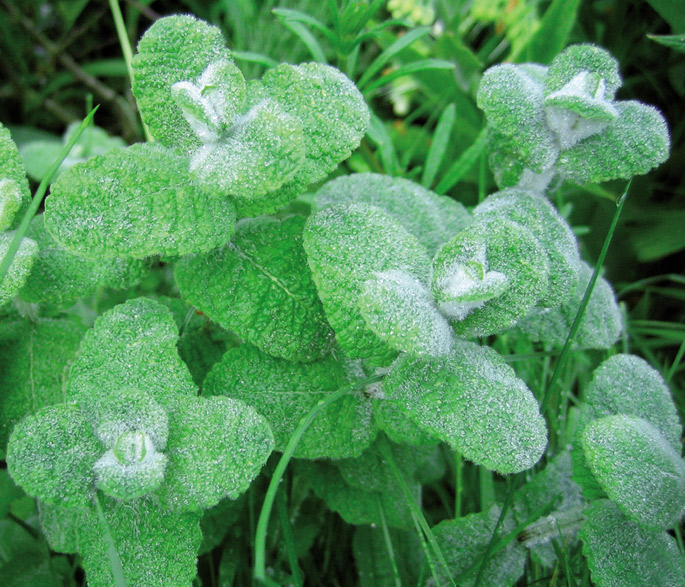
(0, 232, 37, 306)
(525, 0, 581, 64)
(582, 415, 685, 530)
(644, 0, 685, 33)
(382, 340, 547, 474)
(648, 32, 685, 53)
(0, 316, 86, 454)
(39, 502, 89, 554)
(298, 460, 418, 530)
(582, 354, 682, 451)
(131, 15, 234, 150)
(67, 297, 197, 410)
(516, 261, 622, 350)
(203, 344, 374, 459)
(544, 44, 622, 100)
(0, 123, 30, 229)
(431, 504, 527, 587)
(353, 525, 422, 587)
(251, 62, 370, 189)
(359, 269, 453, 357)
(44, 143, 236, 260)
(473, 188, 580, 307)
(432, 218, 549, 337)
(303, 203, 431, 365)
(176, 215, 334, 363)
(158, 395, 274, 511)
(312, 173, 471, 257)
(580, 500, 685, 587)
(477, 64, 558, 173)
(189, 98, 305, 200)
(558, 101, 670, 184)
(19, 215, 148, 306)
(6, 404, 100, 507)
(422, 103, 457, 189)
(79, 495, 202, 587)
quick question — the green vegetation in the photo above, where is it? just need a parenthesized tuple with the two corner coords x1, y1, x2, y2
(0, 1, 683, 585)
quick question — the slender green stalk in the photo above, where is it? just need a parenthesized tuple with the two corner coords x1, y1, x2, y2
(541, 181, 631, 414)
(378, 437, 455, 586)
(376, 496, 403, 587)
(454, 450, 463, 518)
(94, 493, 127, 587)
(253, 374, 383, 584)
(108, 0, 154, 143)
(276, 487, 303, 587)
(479, 467, 495, 510)
(0, 107, 98, 287)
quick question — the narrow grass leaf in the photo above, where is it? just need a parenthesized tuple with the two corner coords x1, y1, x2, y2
(363, 59, 455, 94)
(435, 126, 488, 194)
(422, 103, 456, 188)
(525, 0, 581, 64)
(279, 20, 327, 63)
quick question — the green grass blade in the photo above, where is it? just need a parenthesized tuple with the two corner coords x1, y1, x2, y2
(280, 20, 327, 63)
(435, 126, 488, 194)
(254, 374, 384, 584)
(524, 0, 581, 63)
(367, 111, 401, 175)
(276, 488, 303, 587)
(376, 496, 403, 587)
(0, 107, 99, 287)
(231, 50, 279, 69)
(357, 27, 431, 90)
(272, 8, 336, 43)
(647, 33, 685, 53)
(540, 181, 631, 414)
(421, 103, 456, 188)
(94, 493, 127, 587)
(363, 59, 455, 94)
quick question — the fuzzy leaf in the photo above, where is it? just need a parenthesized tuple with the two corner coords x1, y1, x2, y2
(158, 395, 274, 511)
(80, 495, 202, 587)
(303, 203, 431, 365)
(132, 15, 234, 150)
(176, 215, 334, 362)
(19, 215, 148, 306)
(473, 188, 580, 307)
(0, 233, 38, 306)
(477, 64, 558, 173)
(189, 99, 305, 200)
(582, 414, 685, 530)
(580, 500, 685, 587)
(544, 44, 622, 100)
(6, 404, 100, 507)
(557, 101, 670, 184)
(39, 502, 90, 554)
(516, 261, 622, 349)
(582, 354, 682, 451)
(67, 297, 197, 410)
(44, 143, 236, 259)
(432, 218, 549, 337)
(0, 316, 86, 454)
(0, 123, 30, 230)
(250, 62, 370, 190)
(359, 270, 453, 357)
(431, 504, 527, 587)
(203, 344, 374, 459)
(313, 173, 471, 256)
(382, 339, 547, 474)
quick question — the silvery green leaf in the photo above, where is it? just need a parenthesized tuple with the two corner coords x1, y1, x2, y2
(582, 414, 685, 530)
(0, 123, 30, 230)
(176, 215, 333, 363)
(432, 218, 549, 337)
(473, 188, 580, 307)
(477, 64, 559, 173)
(544, 44, 622, 100)
(44, 143, 236, 260)
(516, 261, 622, 349)
(431, 504, 527, 587)
(580, 500, 685, 587)
(303, 203, 431, 365)
(0, 233, 38, 306)
(132, 15, 235, 150)
(382, 340, 547, 474)
(359, 269, 453, 358)
(203, 344, 374, 460)
(557, 101, 670, 184)
(313, 173, 471, 256)
(6, 404, 100, 507)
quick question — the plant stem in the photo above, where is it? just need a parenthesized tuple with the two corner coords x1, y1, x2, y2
(454, 450, 463, 518)
(94, 493, 127, 587)
(253, 373, 383, 584)
(0, 108, 98, 287)
(541, 180, 631, 414)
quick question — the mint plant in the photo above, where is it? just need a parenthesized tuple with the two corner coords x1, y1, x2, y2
(0, 8, 683, 587)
